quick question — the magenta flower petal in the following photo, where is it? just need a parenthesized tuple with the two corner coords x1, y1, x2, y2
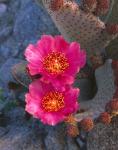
(54, 35, 69, 52)
(25, 35, 86, 86)
(25, 80, 79, 126)
(65, 42, 86, 76)
(25, 94, 40, 118)
(37, 35, 55, 55)
(25, 44, 42, 65)
(62, 88, 80, 115)
(41, 74, 74, 91)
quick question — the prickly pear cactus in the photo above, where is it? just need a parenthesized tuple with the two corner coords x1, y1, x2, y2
(12, 61, 31, 87)
(37, 0, 118, 58)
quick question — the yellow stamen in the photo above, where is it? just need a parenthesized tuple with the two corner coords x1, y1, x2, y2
(43, 52, 69, 74)
(42, 91, 65, 112)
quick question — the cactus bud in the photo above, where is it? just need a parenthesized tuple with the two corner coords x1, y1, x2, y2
(65, 115, 76, 125)
(105, 99, 118, 114)
(99, 112, 111, 124)
(95, 0, 110, 15)
(106, 24, 118, 35)
(50, 0, 64, 11)
(67, 124, 79, 137)
(80, 118, 94, 132)
(82, 0, 97, 12)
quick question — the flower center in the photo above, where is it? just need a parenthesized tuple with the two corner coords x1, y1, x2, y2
(42, 91, 65, 112)
(43, 52, 69, 74)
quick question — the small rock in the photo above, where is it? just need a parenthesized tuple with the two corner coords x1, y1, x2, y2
(0, 37, 21, 61)
(0, 58, 22, 87)
(0, 26, 13, 43)
(0, 3, 7, 16)
(6, 107, 26, 125)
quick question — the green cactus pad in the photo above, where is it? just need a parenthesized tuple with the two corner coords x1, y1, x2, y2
(12, 61, 32, 88)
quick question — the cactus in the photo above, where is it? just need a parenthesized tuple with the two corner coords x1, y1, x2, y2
(36, 0, 118, 59)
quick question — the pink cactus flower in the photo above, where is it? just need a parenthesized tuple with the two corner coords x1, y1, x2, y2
(25, 35, 86, 87)
(25, 79, 79, 125)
